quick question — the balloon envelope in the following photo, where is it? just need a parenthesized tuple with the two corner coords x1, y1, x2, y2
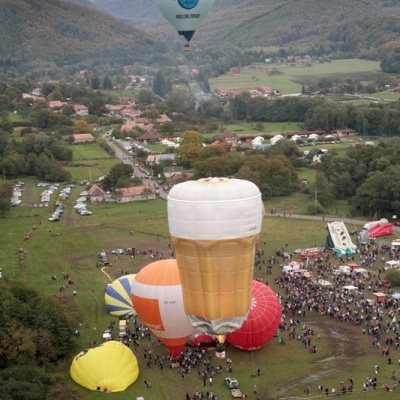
(168, 178, 263, 336)
(105, 274, 136, 317)
(70, 341, 139, 392)
(188, 330, 215, 347)
(226, 281, 282, 351)
(155, 0, 214, 42)
(131, 259, 195, 356)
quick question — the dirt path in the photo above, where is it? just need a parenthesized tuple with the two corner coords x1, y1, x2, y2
(274, 317, 368, 399)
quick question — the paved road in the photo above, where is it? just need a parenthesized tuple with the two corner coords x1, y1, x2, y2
(105, 136, 169, 200)
(265, 212, 400, 233)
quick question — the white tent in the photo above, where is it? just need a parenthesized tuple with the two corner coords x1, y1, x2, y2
(314, 279, 332, 287)
(385, 260, 399, 269)
(354, 267, 368, 276)
(343, 285, 358, 293)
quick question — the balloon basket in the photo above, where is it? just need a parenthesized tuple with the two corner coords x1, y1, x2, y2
(184, 43, 190, 51)
(215, 350, 225, 359)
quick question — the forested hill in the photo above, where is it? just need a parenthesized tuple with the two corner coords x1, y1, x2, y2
(0, 0, 166, 68)
(81, 0, 400, 65)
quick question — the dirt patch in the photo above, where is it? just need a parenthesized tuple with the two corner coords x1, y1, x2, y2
(274, 316, 369, 398)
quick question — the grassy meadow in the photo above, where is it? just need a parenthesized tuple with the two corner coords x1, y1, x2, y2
(3, 188, 399, 400)
(2, 142, 400, 400)
(209, 59, 398, 98)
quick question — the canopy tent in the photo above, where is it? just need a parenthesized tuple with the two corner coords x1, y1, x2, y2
(314, 279, 332, 287)
(385, 260, 399, 269)
(373, 292, 387, 303)
(354, 267, 368, 277)
(343, 285, 358, 293)
(346, 263, 360, 269)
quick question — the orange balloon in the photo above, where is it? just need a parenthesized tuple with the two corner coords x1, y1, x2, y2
(131, 259, 194, 356)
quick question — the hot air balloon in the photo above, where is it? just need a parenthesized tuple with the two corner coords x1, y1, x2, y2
(188, 330, 215, 348)
(131, 259, 195, 357)
(168, 177, 263, 341)
(104, 274, 137, 318)
(155, 0, 214, 51)
(70, 341, 139, 392)
(226, 281, 282, 351)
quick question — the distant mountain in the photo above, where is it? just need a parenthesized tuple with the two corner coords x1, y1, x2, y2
(0, 0, 166, 68)
(82, 0, 400, 57)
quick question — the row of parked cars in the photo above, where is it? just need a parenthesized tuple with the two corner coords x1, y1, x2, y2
(48, 201, 64, 222)
(10, 182, 24, 206)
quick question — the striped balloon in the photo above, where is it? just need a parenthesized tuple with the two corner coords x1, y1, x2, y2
(131, 259, 195, 357)
(105, 275, 137, 318)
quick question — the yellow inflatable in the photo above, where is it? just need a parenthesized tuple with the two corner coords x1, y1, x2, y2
(70, 341, 139, 392)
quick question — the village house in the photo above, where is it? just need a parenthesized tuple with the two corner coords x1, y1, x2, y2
(48, 101, 68, 111)
(218, 131, 239, 146)
(332, 128, 357, 137)
(257, 86, 272, 96)
(32, 88, 42, 97)
(210, 140, 226, 150)
(74, 104, 89, 117)
(88, 184, 106, 203)
(112, 186, 154, 203)
(214, 88, 234, 100)
(136, 132, 161, 144)
(72, 133, 95, 143)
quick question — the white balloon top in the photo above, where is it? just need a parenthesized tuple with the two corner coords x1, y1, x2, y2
(168, 178, 263, 240)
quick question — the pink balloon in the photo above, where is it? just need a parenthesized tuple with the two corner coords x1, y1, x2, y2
(226, 281, 281, 351)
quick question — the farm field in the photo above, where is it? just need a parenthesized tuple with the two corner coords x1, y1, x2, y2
(2, 142, 400, 400)
(209, 59, 398, 97)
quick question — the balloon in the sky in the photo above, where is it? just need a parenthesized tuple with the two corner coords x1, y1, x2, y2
(131, 259, 195, 357)
(226, 281, 282, 351)
(104, 274, 136, 318)
(155, 0, 214, 50)
(168, 177, 263, 340)
(70, 341, 139, 392)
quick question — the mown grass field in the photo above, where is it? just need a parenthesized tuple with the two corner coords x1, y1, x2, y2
(2, 142, 400, 400)
(209, 59, 397, 98)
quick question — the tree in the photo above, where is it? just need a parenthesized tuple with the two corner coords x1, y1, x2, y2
(313, 171, 334, 208)
(0, 182, 12, 216)
(350, 165, 400, 217)
(102, 163, 134, 189)
(152, 70, 169, 98)
(102, 75, 113, 90)
(91, 75, 100, 90)
(175, 130, 203, 169)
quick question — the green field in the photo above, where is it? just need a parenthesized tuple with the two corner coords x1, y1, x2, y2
(210, 59, 394, 96)
(3, 142, 400, 400)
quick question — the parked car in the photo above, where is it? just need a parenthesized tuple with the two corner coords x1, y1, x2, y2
(225, 377, 239, 389)
(111, 249, 125, 255)
(80, 210, 92, 216)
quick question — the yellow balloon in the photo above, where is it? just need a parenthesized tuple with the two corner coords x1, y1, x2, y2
(70, 341, 139, 392)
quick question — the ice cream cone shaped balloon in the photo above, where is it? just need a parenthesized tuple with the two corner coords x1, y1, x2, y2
(168, 177, 263, 336)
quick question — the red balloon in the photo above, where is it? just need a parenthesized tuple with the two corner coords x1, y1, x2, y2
(226, 281, 281, 351)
